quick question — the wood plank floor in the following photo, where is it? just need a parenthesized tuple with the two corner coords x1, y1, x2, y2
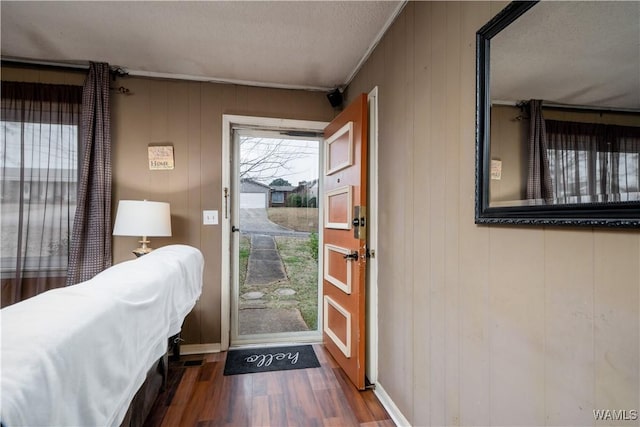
(143, 344, 394, 427)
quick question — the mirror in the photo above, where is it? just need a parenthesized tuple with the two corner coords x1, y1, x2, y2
(476, 1, 640, 227)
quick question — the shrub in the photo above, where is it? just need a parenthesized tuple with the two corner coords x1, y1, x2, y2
(287, 194, 302, 207)
(308, 232, 318, 260)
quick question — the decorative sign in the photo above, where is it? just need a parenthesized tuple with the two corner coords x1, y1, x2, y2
(244, 351, 299, 367)
(491, 159, 502, 180)
(148, 144, 174, 170)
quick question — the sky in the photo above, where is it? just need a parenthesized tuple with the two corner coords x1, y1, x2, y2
(1, 121, 78, 169)
(239, 136, 320, 186)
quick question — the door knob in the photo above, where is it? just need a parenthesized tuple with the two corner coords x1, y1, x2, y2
(232, 225, 240, 232)
(343, 251, 359, 261)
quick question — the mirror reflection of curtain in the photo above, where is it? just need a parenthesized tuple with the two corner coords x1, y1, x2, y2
(526, 100, 553, 200)
(0, 81, 82, 306)
(546, 120, 640, 201)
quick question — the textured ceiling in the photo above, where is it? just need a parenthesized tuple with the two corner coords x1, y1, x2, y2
(1, 1, 404, 90)
(491, 1, 640, 109)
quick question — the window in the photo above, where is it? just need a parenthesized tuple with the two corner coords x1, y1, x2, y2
(271, 191, 285, 203)
(1, 82, 82, 283)
(546, 120, 640, 202)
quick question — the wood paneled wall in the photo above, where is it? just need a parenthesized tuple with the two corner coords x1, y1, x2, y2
(347, 2, 640, 426)
(2, 65, 335, 344)
(111, 78, 335, 344)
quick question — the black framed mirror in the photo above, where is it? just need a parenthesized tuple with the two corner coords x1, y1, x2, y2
(475, 1, 640, 227)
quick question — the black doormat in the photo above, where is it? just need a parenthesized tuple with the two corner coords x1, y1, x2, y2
(223, 345, 320, 376)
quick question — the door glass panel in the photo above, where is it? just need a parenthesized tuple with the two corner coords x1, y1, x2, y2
(233, 131, 321, 343)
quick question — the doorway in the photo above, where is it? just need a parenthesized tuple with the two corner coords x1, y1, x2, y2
(220, 98, 379, 386)
(224, 118, 327, 347)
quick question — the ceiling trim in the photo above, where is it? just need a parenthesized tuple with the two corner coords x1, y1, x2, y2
(125, 69, 333, 92)
(2, 1, 408, 93)
(1, 56, 333, 91)
(344, 0, 408, 88)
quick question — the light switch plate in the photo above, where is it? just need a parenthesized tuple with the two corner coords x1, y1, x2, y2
(203, 210, 218, 225)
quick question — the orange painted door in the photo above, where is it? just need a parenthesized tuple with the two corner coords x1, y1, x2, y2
(322, 93, 368, 390)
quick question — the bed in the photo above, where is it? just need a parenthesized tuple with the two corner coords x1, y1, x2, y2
(0, 244, 204, 427)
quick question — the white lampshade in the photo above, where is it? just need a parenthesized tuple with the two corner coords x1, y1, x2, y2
(113, 200, 171, 256)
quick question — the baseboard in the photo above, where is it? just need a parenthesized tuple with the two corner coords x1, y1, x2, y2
(180, 343, 221, 355)
(374, 382, 411, 427)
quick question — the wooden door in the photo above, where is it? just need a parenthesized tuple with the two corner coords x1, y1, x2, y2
(322, 93, 368, 390)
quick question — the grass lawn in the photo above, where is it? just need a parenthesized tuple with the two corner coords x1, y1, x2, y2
(238, 234, 250, 288)
(238, 232, 319, 331)
(267, 207, 318, 232)
(275, 235, 318, 330)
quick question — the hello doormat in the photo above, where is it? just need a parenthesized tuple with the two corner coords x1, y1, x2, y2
(223, 345, 320, 375)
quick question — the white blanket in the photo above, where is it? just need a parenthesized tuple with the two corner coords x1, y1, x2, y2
(1, 244, 204, 427)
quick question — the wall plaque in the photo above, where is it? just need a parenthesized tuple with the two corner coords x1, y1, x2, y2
(148, 144, 174, 170)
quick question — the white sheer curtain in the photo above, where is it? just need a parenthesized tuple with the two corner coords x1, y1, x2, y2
(546, 120, 640, 203)
(1, 81, 82, 306)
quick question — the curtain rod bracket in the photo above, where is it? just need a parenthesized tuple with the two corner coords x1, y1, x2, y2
(110, 66, 128, 80)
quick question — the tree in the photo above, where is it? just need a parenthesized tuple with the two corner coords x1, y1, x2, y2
(270, 178, 292, 187)
(239, 136, 317, 182)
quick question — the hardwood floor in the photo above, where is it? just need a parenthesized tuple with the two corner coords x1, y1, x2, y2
(143, 344, 394, 427)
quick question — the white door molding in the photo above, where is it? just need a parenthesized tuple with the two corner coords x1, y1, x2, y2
(366, 87, 379, 384)
(221, 115, 328, 351)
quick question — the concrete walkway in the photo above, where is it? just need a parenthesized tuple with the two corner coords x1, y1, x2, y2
(240, 208, 291, 234)
(238, 308, 308, 335)
(240, 208, 310, 236)
(245, 234, 287, 286)
(239, 234, 309, 334)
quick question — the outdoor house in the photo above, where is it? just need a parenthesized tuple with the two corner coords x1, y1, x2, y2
(239, 178, 317, 208)
(239, 178, 271, 209)
(269, 184, 295, 207)
(1, 2, 639, 427)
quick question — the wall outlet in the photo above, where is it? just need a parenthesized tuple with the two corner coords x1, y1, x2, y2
(203, 210, 218, 225)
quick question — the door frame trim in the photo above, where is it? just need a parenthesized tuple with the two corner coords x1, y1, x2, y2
(366, 86, 379, 384)
(221, 115, 329, 351)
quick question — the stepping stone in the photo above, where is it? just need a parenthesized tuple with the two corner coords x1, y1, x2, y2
(238, 308, 309, 335)
(240, 300, 267, 309)
(242, 291, 265, 300)
(276, 288, 296, 296)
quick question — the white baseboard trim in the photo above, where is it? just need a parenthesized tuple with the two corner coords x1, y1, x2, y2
(374, 382, 411, 427)
(180, 343, 221, 355)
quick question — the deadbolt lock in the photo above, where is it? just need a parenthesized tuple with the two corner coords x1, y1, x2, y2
(353, 205, 367, 239)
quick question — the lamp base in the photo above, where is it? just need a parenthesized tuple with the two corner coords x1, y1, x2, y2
(133, 238, 153, 257)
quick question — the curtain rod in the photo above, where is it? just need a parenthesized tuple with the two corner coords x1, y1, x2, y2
(1, 57, 128, 77)
(492, 99, 640, 114)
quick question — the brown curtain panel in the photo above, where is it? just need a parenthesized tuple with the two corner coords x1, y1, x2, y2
(67, 62, 112, 285)
(526, 100, 553, 200)
(1, 81, 82, 306)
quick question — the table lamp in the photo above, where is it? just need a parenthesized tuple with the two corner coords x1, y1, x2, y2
(113, 200, 172, 257)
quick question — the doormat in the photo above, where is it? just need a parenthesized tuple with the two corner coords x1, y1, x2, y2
(223, 345, 320, 376)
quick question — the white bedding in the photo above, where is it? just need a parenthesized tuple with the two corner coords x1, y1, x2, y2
(0, 244, 204, 427)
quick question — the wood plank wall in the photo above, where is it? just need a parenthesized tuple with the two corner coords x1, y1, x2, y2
(346, 2, 640, 426)
(2, 66, 335, 345)
(111, 78, 334, 344)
